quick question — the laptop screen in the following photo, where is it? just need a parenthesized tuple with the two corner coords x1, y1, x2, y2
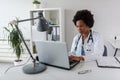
(35, 41, 70, 69)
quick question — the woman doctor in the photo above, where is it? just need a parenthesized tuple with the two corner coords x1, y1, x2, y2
(69, 10, 104, 61)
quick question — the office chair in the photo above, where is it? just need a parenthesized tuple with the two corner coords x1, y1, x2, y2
(103, 45, 107, 56)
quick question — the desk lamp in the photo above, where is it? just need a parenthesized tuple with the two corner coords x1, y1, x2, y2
(14, 11, 48, 74)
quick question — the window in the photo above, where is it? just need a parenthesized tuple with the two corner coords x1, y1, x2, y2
(0, 38, 30, 60)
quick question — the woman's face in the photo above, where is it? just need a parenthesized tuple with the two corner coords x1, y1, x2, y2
(76, 20, 90, 35)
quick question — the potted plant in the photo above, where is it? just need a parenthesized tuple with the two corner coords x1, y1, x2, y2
(33, 0, 41, 9)
(4, 20, 24, 64)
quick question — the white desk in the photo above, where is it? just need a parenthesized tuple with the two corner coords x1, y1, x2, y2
(1, 60, 120, 80)
(109, 40, 120, 56)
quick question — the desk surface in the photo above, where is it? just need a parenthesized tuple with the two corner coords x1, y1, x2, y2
(1, 60, 120, 80)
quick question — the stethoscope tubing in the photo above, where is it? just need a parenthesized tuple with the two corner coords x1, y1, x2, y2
(74, 30, 93, 51)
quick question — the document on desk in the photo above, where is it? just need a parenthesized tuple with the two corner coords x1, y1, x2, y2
(96, 57, 120, 68)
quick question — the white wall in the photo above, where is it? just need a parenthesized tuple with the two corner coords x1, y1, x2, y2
(1, 0, 120, 56)
(0, 0, 34, 39)
(40, 0, 120, 56)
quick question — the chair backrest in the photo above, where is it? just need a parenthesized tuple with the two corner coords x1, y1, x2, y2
(103, 45, 107, 56)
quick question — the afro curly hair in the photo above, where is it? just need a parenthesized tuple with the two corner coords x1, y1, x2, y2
(73, 10, 94, 28)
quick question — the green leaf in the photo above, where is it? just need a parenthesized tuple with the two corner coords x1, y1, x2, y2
(3, 27, 10, 32)
(4, 19, 24, 60)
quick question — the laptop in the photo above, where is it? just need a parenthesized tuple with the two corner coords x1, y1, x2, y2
(35, 40, 80, 70)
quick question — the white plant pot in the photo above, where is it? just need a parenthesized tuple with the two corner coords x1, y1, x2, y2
(34, 4, 40, 9)
(14, 60, 23, 66)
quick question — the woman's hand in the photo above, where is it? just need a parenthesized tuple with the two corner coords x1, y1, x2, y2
(69, 55, 84, 62)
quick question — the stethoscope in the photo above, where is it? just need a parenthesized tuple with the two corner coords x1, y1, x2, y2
(74, 30, 94, 51)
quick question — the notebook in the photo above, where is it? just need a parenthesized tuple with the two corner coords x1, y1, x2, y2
(35, 40, 79, 70)
(96, 57, 120, 68)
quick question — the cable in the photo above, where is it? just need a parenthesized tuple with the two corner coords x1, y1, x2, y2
(4, 56, 31, 74)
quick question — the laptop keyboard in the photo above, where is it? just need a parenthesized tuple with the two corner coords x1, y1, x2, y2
(69, 60, 75, 64)
(69, 60, 78, 65)
(69, 60, 79, 68)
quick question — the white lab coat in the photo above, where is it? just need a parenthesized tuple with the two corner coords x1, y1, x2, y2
(70, 30, 104, 60)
